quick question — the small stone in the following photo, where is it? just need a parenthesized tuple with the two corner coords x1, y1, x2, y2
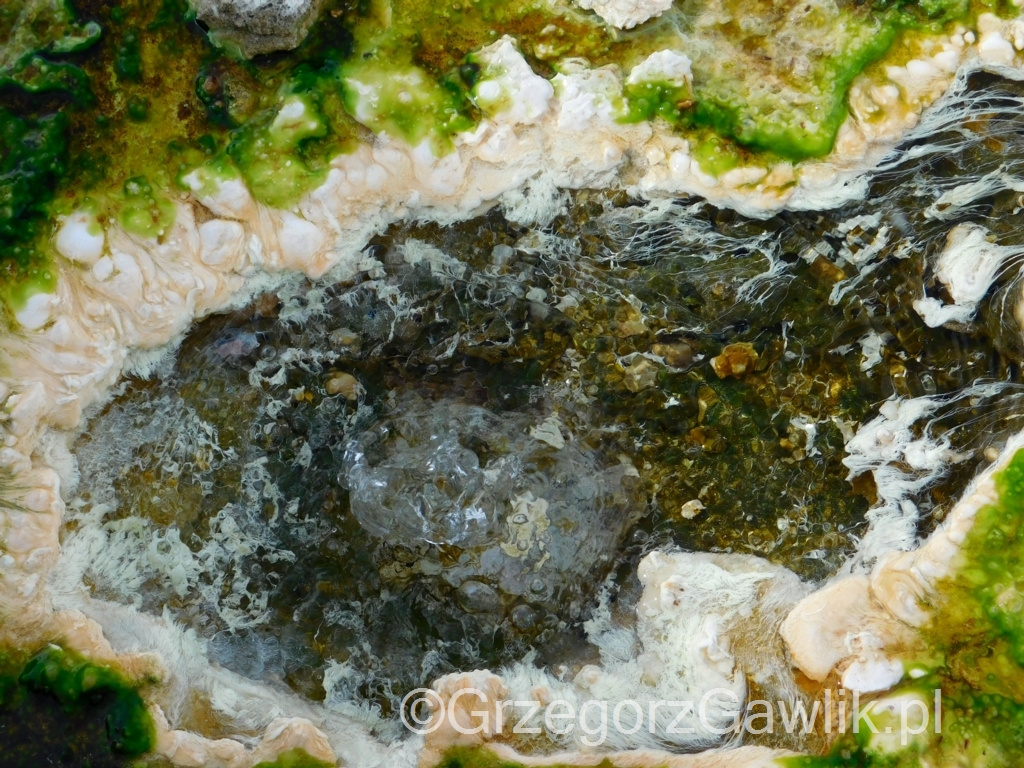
(623, 357, 660, 392)
(511, 604, 539, 630)
(652, 341, 695, 368)
(329, 327, 359, 347)
(686, 426, 727, 453)
(325, 372, 359, 400)
(491, 244, 515, 265)
(529, 415, 565, 450)
(615, 320, 648, 337)
(711, 343, 759, 379)
(680, 499, 705, 520)
(456, 580, 501, 613)
(809, 255, 847, 285)
(416, 559, 443, 577)
(696, 385, 718, 423)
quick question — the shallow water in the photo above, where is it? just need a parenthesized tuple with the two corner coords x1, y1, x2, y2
(52, 74, 1024, 737)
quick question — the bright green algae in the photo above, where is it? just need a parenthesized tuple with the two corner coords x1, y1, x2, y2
(678, 0, 977, 160)
(936, 448, 1024, 673)
(688, 25, 899, 161)
(775, 681, 1024, 767)
(780, 448, 1024, 767)
(0, 0, 99, 312)
(0, 108, 64, 285)
(0, 645, 157, 766)
(302, 0, 1009, 163)
(919, 447, 1024, 759)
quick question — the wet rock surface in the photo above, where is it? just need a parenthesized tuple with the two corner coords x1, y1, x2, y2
(192, 0, 328, 56)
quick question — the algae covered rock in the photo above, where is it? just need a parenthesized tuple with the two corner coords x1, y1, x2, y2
(0, 646, 155, 765)
(0, 0, 100, 73)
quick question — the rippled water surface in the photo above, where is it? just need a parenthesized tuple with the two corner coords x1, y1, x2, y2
(55, 75, 1024, 736)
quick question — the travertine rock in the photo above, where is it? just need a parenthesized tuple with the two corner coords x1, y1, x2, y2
(191, 0, 327, 56)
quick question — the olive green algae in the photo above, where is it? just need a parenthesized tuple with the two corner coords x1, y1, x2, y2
(0, 0, 101, 73)
(0, 108, 63, 307)
(435, 747, 634, 768)
(0, 0, 1017, 310)
(254, 747, 336, 768)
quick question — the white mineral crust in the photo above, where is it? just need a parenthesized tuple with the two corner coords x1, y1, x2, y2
(574, 0, 674, 30)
